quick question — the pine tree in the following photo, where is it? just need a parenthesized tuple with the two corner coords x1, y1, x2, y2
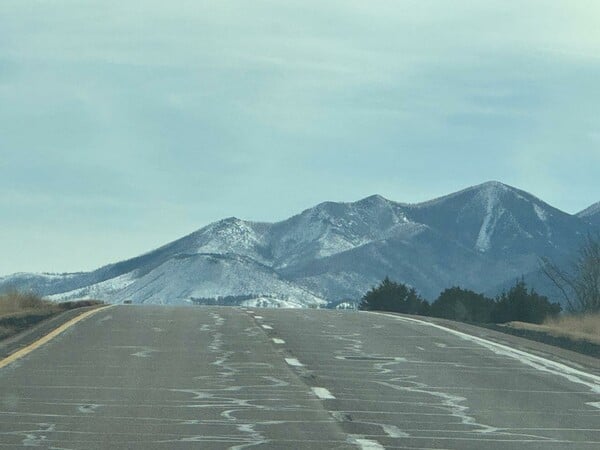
(492, 279, 561, 324)
(430, 287, 495, 323)
(359, 277, 428, 314)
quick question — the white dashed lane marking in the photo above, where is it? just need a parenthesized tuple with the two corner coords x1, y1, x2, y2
(312, 387, 336, 400)
(351, 437, 385, 449)
(285, 358, 303, 367)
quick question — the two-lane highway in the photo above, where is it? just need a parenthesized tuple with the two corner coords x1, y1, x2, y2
(0, 306, 599, 449)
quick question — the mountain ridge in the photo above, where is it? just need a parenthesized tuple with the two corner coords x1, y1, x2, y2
(1, 181, 597, 307)
(577, 202, 600, 227)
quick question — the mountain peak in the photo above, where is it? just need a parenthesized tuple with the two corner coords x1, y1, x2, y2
(577, 201, 600, 218)
(471, 181, 551, 207)
(472, 181, 533, 199)
(410, 181, 513, 210)
(356, 194, 391, 205)
(477, 180, 508, 189)
(218, 216, 243, 224)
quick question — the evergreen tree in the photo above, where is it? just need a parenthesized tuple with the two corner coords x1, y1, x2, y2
(359, 277, 429, 314)
(430, 287, 495, 323)
(491, 279, 561, 324)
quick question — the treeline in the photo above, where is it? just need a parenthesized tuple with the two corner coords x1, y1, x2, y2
(358, 277, 561, 324)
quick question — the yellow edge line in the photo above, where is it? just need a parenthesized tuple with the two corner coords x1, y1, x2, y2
(0, 305, 114, 369)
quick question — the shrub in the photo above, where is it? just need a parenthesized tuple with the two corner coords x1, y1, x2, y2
(0, 290, 53, 315)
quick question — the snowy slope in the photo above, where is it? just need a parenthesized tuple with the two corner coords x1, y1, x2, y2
(1, 181, 595, 306)
(49, 253, 325, 307)
(577, 202, 600, 227)
(403, 181, 580, 258)
(265, 194, 412, 268)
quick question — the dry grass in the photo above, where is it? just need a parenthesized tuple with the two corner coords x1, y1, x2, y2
(543, 313, 600, 341)
(506, 313, 600, 345)
(0, 291, 104, 340)
(0, 291, 58, 317)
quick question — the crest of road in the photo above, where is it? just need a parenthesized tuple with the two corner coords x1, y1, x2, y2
(0, 306, 599, 449)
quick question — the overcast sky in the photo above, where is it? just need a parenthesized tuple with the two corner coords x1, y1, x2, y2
(1, 0, 599, 276)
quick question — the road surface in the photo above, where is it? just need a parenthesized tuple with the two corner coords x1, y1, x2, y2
(0, 306, 599, 449)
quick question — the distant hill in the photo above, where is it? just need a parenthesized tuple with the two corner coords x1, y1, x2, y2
(1, 181, 597, 307)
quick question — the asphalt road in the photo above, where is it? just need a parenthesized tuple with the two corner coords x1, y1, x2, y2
(0, 306, 599, 449)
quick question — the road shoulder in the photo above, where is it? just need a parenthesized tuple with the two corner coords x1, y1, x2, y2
(0, 305, 105, 360)
(375, 312, 600, 375)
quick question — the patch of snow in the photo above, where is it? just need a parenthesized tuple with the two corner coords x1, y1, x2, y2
(475, 186, 505, 252)
(534, 204, 548, 222)
(334, 302, 357, 310)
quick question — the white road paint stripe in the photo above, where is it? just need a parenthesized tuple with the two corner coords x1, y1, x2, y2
(285, 358, 303, 367)
(272, 338, 285, 344)
(312, 387, 335, 400)
(261, 324, 273, 330)
(351, 437, 385, 450)
(377, 313, 600, 393)
(381, 424, 410, 438)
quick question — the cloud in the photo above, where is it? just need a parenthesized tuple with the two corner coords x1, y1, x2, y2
(0, 0, 599, 274)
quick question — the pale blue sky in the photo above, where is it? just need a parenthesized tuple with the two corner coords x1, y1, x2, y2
(1, 1, 599, 275)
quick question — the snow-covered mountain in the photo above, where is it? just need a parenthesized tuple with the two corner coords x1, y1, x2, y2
(577, 202, 600, 227)
(1, 181, 596, 306)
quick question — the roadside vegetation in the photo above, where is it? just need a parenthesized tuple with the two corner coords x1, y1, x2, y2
(359, 278, 430, 316)
(359, 277, 561, 325)
(361, 235, 599, 330)
(358, 277, 600, 356)
(497, 312, 600, 357)
(504, 313, 600, 345)
(541, 233, 600, 313)
(0, 291, 103, 340)
(543, 313, 600, 340)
